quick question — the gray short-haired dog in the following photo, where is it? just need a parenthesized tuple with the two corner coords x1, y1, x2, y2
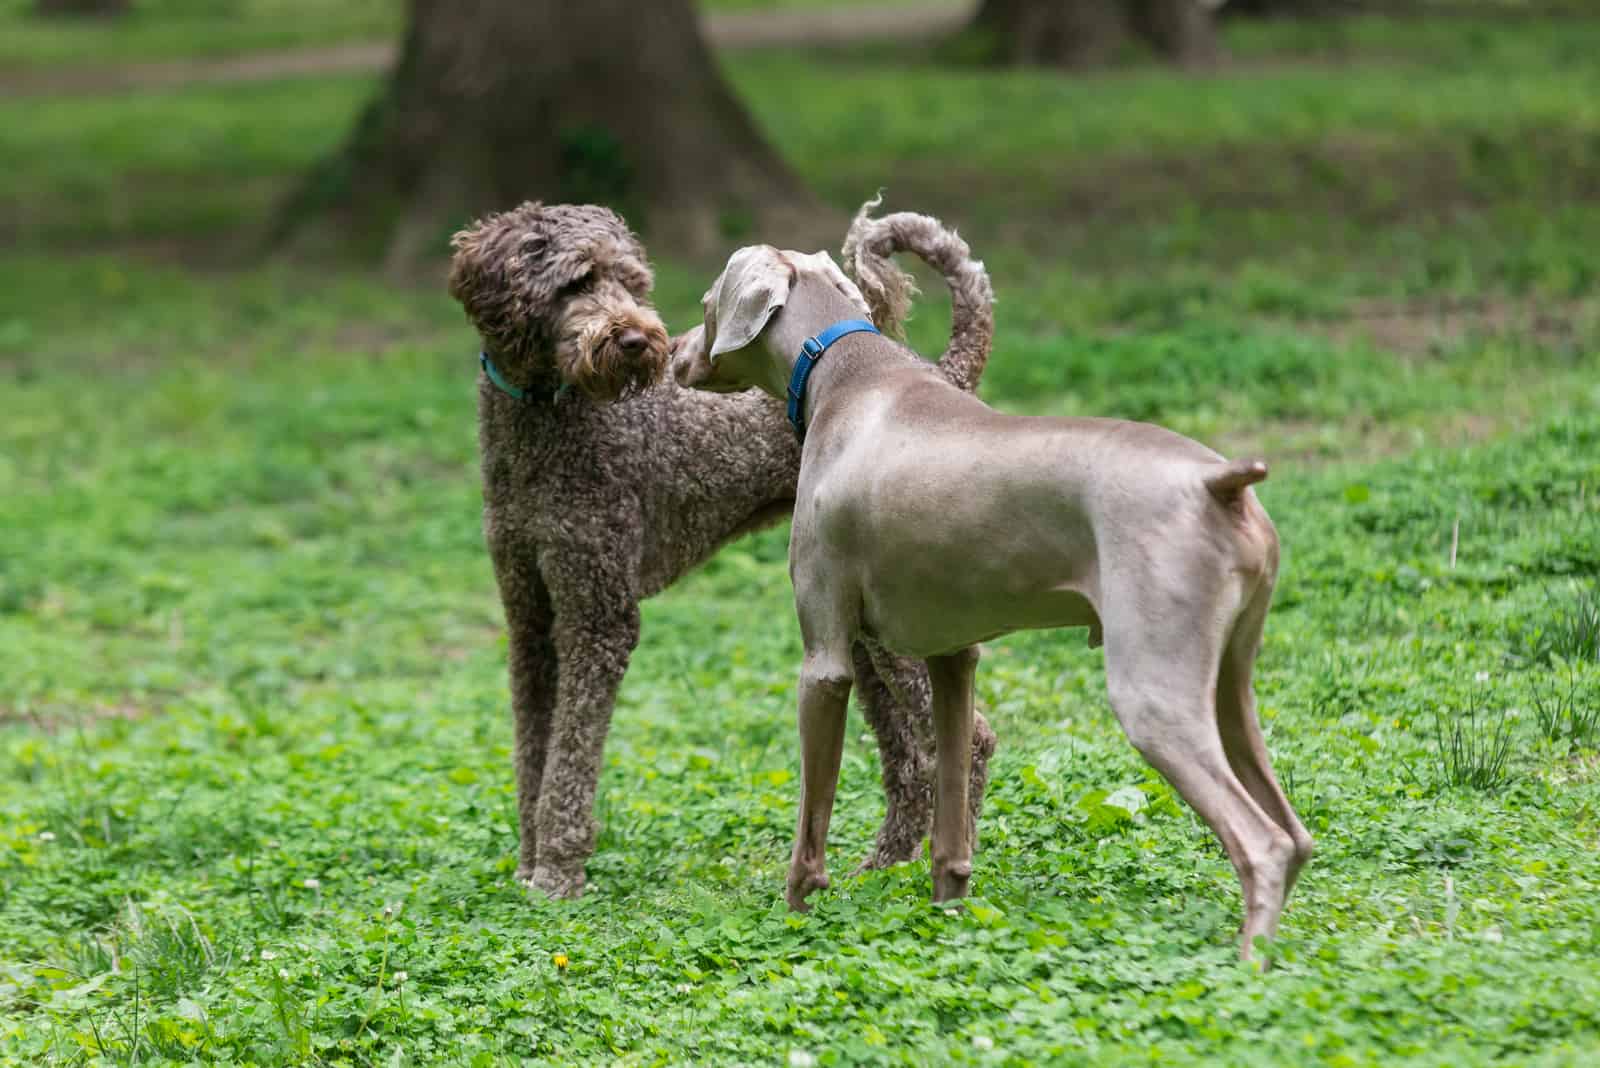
(674, 212, 1314, 962)
(448, 202, 997, 898)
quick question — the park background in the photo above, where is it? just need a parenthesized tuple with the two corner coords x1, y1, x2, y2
(2, 0, 1598, 1063)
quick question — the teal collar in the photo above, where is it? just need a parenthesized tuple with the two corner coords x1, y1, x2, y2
(480, 351, 569, 402)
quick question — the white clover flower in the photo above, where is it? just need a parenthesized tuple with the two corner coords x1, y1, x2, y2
(38, 831, 56, 842)
(788, 1051, 816, 1068)
(972, 1035, 995, 1051)
(302, 878, 321, 889)
(260, 950, 277, 961)
(1475, 671, 1491, 684)
(675, 983, 693, 994)
(278, 968, 289, 980)
(393, 971, 408, 985)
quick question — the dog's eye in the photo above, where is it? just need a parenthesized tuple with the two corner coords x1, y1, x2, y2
(556, 272, 591, 297)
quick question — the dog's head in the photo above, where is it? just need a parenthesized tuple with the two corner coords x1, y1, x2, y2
(672, 244, 869, 395)
(449, 202, 670, 403)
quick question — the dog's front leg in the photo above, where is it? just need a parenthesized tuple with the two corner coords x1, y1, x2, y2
(528, 551, 642, 899)
(927, 646, 980, 903)
(505, 578, 556, 883)
(854, 639, 998, 872)
(486, 533, 557, 882)
(786, 651, 853, 911)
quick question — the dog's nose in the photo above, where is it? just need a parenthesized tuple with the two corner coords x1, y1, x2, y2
(617, 329, 649, 355)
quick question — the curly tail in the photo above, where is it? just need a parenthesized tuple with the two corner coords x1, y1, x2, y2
(841, 194, 994, 394)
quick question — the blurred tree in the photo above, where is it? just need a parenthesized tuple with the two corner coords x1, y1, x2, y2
(36, 0, 129, 14)
(1225, 0, 1335, 14)
(281, 0, 804, 268)
(966, 0, 1221, 68)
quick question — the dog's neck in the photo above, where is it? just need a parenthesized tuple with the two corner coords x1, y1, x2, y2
(759, 274, 901, 430)
(481, 344, 568, 403)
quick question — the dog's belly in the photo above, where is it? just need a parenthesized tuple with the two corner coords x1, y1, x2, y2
(863, 580, 1101, 659)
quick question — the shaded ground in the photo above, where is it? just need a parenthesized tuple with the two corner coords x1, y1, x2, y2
(0, 2, 976, 96)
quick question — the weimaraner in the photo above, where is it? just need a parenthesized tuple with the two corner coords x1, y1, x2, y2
(671, 239, 1314, 962)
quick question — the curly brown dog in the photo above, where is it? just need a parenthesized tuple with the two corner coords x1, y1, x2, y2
(447, 201, 996, 898)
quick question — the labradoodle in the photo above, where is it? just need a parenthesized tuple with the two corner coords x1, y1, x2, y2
(447, 201, 996, 898)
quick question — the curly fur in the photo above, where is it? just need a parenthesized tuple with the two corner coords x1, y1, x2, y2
(450, 201, 997, 899)
(449, 202, 669, 402)
(842, 194, 996, 395)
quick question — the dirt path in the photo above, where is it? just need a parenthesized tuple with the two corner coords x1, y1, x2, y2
(1, 2, 975, 97)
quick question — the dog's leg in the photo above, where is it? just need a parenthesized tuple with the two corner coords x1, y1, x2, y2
(853, 641, 997, 874)
(786, 649, 854, 911)
(851, 641, 931, 872)
(496, 563, 556, 882)
(1102, 606, 1296, 965)
(967, 709, 997, 853)
(1216, 586, 1314, 906)
(927, 645, 980, 903)
(528, 553, 641, 899)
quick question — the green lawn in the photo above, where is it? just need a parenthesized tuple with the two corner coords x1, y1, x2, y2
(3, 13, 1600, 1066)
(0, 0, 940, 69)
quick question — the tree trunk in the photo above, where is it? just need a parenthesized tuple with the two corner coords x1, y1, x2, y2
(1225, 0, 1338, 15)
(279, 0, 807, 268)
(1129, 0, 1221, 68)
(967, 0, 1219, 69)
(970, 0, 1128, 67)
(36, 0, 128, 15)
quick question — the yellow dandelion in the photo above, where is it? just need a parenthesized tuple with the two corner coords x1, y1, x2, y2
(553, 953, 569, 969)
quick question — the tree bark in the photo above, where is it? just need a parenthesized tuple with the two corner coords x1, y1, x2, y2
(967, 0, 1220, 69)
(970, 0, 1127, 67)
(36, 0, 128, 15)
(1129, 0, 1221, 67)
(1225, 0, 1338, 15)
(279, 0, 807, 268)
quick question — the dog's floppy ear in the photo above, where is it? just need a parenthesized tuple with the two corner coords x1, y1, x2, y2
(707, 246, 794, 359)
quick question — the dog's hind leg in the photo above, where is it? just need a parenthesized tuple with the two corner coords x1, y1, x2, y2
(852, 641, 997, 874)
(851, 641, 932, 872)
(1216, 584, 1314, 905)
(1101, 597, 1296, 965)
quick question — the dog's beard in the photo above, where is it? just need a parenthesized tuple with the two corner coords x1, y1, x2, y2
(558, 313, 671, 404)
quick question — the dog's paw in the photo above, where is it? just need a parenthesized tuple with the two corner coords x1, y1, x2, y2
(522, 864, 585, 901)
(931, 859, 972, 904)
(785, 866, 830, 912)
(850, 838, 924, 876)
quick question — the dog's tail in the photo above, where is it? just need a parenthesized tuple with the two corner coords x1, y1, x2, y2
(841, 194, 994, 394)
(1204, 459, 1269, 502)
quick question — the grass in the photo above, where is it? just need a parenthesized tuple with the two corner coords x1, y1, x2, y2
(0, 0, 939, 70)
(4, 11, 1600, 1066)
(0, 0, 402, 68)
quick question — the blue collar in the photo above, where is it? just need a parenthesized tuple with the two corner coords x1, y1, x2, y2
(480, 351, 570, 402)
(786, 318, 880, 440)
